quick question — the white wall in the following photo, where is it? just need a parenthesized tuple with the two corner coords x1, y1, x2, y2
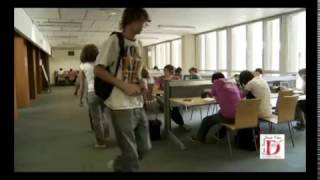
(49, 48, 82, 84)
(181, 34, 196, 73)
(14, 8, 51, 55)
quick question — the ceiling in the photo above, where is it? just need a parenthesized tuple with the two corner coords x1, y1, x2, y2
(23, 8, 302, 49)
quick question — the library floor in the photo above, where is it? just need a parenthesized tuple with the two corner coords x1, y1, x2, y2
(14, 86, 306, 172)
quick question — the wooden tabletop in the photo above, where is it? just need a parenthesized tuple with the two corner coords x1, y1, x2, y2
(169, 97, 217, 107)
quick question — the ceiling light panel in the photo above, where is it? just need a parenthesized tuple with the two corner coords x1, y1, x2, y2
(24, 8, 59, 19)
(61, 27, 81, 31)
(38, 26, 61, 31)
(60, 8, 87, 20)
(85, 9, 110, 20)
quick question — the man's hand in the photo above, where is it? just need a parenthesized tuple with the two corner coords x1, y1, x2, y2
(121, 83, 142, 96)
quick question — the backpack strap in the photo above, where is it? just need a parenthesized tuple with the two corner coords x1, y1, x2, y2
(110, 32, 125, 77)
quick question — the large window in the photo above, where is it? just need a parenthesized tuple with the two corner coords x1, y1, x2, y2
(150, 39, 181, 69)
(286, 11, 306, 72)
(247, 21, 263, 71)
(147, 46, 156, 69)
(197, 32, 217, 71)
(264, 18, 280, 71)
(205, 32, 217, 70)
(198, 34, 206, 70)
(164, 42, 171, 65)
(231, 25, 246, 71)
(218, 30, 227, 70)
(155, 43, 166, 69)
(171, 39, 182, 68)
(286, 11, 306, 89)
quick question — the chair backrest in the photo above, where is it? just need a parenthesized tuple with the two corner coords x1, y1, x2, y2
(276, 90, 293, 110)
(277, 95, 298, 123)
(235, 99, 261, 129)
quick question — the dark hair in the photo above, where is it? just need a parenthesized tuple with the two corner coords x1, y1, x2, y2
(164, 64, 175, 75)
(239, 70, 254, 87)
(80, 44, 99, 63)
(211, 72, 225, 82)
(189, 67, 198, 73)
(175, 67, 182, 74)
(255, 68, 263, 74)
(141, 68, 150, 79)
(153, 66, 159, 70)
(59, 68, 63, 71)
(120, 8, 151, 30)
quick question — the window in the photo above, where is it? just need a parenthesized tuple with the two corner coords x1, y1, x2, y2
(147, 46, 156, 69)
(231, 25, 246, 71)
(197, 32, 217, 71)
(205, 32, 217, 70)
(156, 43, 166, 69)
(171, 39, 182, 68)
(286, 11, 306, 73)
(165, 42, 171, 65)
(264, 18, 280, 71)
(247, 21, 263, 71)
(199, 34, 206, 70)
(218, 30, 227, 70)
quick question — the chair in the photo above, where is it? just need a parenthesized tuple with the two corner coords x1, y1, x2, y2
(274, 90, 293, 112)
(265, 95, 298, 147)
(220, 99, 261, 157)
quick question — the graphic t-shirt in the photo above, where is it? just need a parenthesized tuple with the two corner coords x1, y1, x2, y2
(95, 34, 144, 110)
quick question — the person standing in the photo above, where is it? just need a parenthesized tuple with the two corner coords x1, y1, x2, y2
(94, 8, 152, 172)
(79, 44, 110, 148)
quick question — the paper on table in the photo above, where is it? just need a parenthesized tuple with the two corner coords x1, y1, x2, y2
(203, 97, 215, 101)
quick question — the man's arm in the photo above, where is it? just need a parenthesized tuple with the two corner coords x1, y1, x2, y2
(79, 70, 85, 105)
(94, 65, 142, 96)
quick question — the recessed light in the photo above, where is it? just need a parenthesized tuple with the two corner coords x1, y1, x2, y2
(158, 25, 195, 31)
(110, 12, 117, 15)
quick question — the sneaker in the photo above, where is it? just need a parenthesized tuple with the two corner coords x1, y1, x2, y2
(180, 124, 192, 132)
(107, 160, 114, 170)
(95, 144, 107, 149)
(191, 136, 205, 144)
(293, 124, 305, 131)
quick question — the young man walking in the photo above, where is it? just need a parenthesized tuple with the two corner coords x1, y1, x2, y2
(94, 8, 152, 172)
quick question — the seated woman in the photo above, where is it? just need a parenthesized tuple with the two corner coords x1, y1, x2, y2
(192, 72, 241, 143)
(189, 67, 201, 80)
(153, 64, 191, 131)
(294, 68, 306, 130)
(175, 67, 183, 80)
(253, 68, 264, 78)
(239, 70, 272, 120)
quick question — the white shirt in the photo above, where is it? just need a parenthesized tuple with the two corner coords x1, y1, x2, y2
(58, 70, 64, 75)
(95, 34, 144, 110)
(245, 76, 272, 119)
(80, 63, 95, 93)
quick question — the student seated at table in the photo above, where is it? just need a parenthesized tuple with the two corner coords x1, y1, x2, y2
(189, 67, 201, 80)
(192, 72, 241, 143)
(153, 64, 191, 131)
(253, 68, 264, 78)
(175, 67, 183, 80)
(239, 70, 272, 120)
(294, 68, 306, 130)
(230, 74, 240, 88)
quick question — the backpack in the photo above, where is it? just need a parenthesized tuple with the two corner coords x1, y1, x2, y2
(149, 119, 162, 141)
(94, 32, 125, 100)
(235, 127, 260, 151)
(234, 91, 260, 151)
